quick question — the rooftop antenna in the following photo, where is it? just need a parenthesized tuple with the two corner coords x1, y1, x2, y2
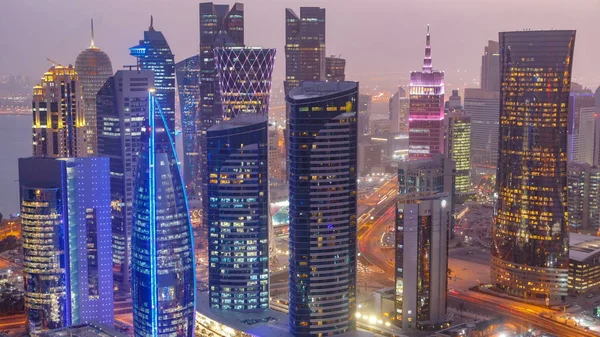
(149, 15, 155, 31)
(90, 18, 96, 48)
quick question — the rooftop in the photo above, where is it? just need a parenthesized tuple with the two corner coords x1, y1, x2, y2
(569, 233, 600, 262)
(40, 324, 125, 337)
(208, 114, 267, 132)
(287, 81, 357, 101)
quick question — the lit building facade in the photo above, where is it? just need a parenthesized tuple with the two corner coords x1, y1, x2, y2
(464, 89, 500, 167)
(326, 55, 346, 82)
(199, 2, 245, 228)
(32, 65, 86, 158)
(96, 69, 153, 293)
(480, 40, 500, 92)
(175, 55, 201, 193)
(207, 114, 269, 311)
(215, 47, 276, 119)
(492, 30, 576, 303)
(75, 19, 113, 155)
(409, 26, 445, 160)
(572, 106, 600, 165)
(131, 92, 195, 337)
(569, 233, 600, 294)
(567, 162, 600, 229)
(19, 157, 113, 335)
(446, 112, 471, 196)
(129, 17, 176, 139)
(395, 193, 450, 330)
(286, 81, 358, 336)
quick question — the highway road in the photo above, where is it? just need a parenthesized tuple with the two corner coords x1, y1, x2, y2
(0, 313, 26, 331)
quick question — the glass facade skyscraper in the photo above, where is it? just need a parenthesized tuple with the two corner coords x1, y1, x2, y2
(131, 92, 195, 337)
(464, 89, 500, 167)
(325, 56, 346, 82)
(32, 65, 86, 158)
(446, 112, 471, 196)
(75, 19, 113, 156)
(492, 30, 576, 303)
(207, 114, 269, 311)
(199, 2, 245, 227)
(215, 47, 276, 120)
(409, 26, 445, 160)
(175, 55, 201, 192)
(130, 18, 176, 139)
(19, 157, 113, 335)
(96, 69, 153, 294)
(286, 81, 358, 336)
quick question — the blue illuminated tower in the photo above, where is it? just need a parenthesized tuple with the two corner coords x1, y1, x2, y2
(131, 92, 196, 337)
(130, 16, 176, 139)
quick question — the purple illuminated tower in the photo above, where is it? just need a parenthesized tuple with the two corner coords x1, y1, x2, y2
(409, 26, 445, 159)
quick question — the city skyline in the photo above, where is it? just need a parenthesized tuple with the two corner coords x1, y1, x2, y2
(2, 1, 600, 90)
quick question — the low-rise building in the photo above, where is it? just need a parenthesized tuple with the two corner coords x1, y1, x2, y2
(569, 233, 600, 294)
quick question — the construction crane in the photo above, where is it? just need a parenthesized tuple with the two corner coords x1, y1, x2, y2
(46, 58, 62, 67)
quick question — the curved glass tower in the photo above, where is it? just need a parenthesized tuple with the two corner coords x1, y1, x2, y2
(207, 114, 269, 311)
(286, 81, 358, 336)
(131, 92, 195, 337)
(75, 19, 113, 155)
(492, 30, 576, 304)
(215, 47, 276, 120)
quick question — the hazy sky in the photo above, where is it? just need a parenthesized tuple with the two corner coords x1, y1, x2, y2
(2, 0, 600, 91)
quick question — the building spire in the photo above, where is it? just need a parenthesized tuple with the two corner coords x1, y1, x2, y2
(90, 18, 96, 48)
(423, 25, 432, 73)
(149, 15, 155, 31)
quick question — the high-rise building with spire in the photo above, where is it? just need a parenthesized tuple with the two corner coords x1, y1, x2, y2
(492, 30, 576, 304)
(480, 40, 500, 92)
(32, 64, 86, 158)
(408, 26, 445, 160)
(131, 92, 196, 336)
(130, 16, 176, 138)
(75, 19, 113, 156)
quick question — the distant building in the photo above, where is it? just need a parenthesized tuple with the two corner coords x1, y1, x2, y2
(395, 193, 450, 330)
(409, 26, 445, 159)
(286, 81, 358, 336)
(175, 55, 201, 193)
(198, 2, 245, 228)
(40, 324, 125, 337)
(129, 17, 176, 138)
(569, 233, 600, 294)
(215, 47, 276, 119)
(269, 126, 285, 184)
(446, 112, 471, 198)
(96, 69, 153, 294)
(480, 40, 500, 92)
(131, 93, 195, 336)
(573, 106, 600, 165)
(358, 94, 372, 136)
(358, 142, 383, 176)
(389, 87, 408, 133)
(326, 55, 346, 82)
(445, 90, 462, 112)
(370, 118, 391, 136)
(491, 30, 576, 304)
(207, 114, 269, 312)
(567, 162, 600, 229)
(32, 65, 86, 158)
(464, 89, 499, 167)
(19, 157, 113, 335)
(75, 19, 113, 156)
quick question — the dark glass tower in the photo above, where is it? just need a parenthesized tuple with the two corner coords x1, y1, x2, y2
(214, 47, 276, 119)
(199, 2, 245, 226)
(207, 114, 269, 311)
(492, 30, 576, 304)
(130, 17, 176, 139)
(286, 81, 358, 336)
(176, 55, 201, 192)
(131, 92, 195, 336)
(96, 69, 153, 294)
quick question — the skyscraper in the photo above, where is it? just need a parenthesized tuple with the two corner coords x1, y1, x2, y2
(409, 26, 445, 159)
(96, 69, 153, 294)
(395, 193, 450, 330)
(569, 93, 596, 163)
(389, 87, 408, 133)
(492, 30, 576, 304)
(358, 94, 372, 137)
(199, 2, 245, 227)
(32, 64, 86, 158)
(214, 47, 276, 119)
(446, 112, 471, 197)
(480, 40, 500, 92)
(131, 92, 195, 337)
(286, 81, 358, 336)
(75, 19, 113, 156)
(573, 106, 600, 165)
(567, 162, 600, 229)
(326, 55, 346, 82)
(464, 88, 500, 167)
(19, 157, 113, 335)
(207, 114, 269, 311)
(175, 55, 201, 192)
(130, 17, 176, 138)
